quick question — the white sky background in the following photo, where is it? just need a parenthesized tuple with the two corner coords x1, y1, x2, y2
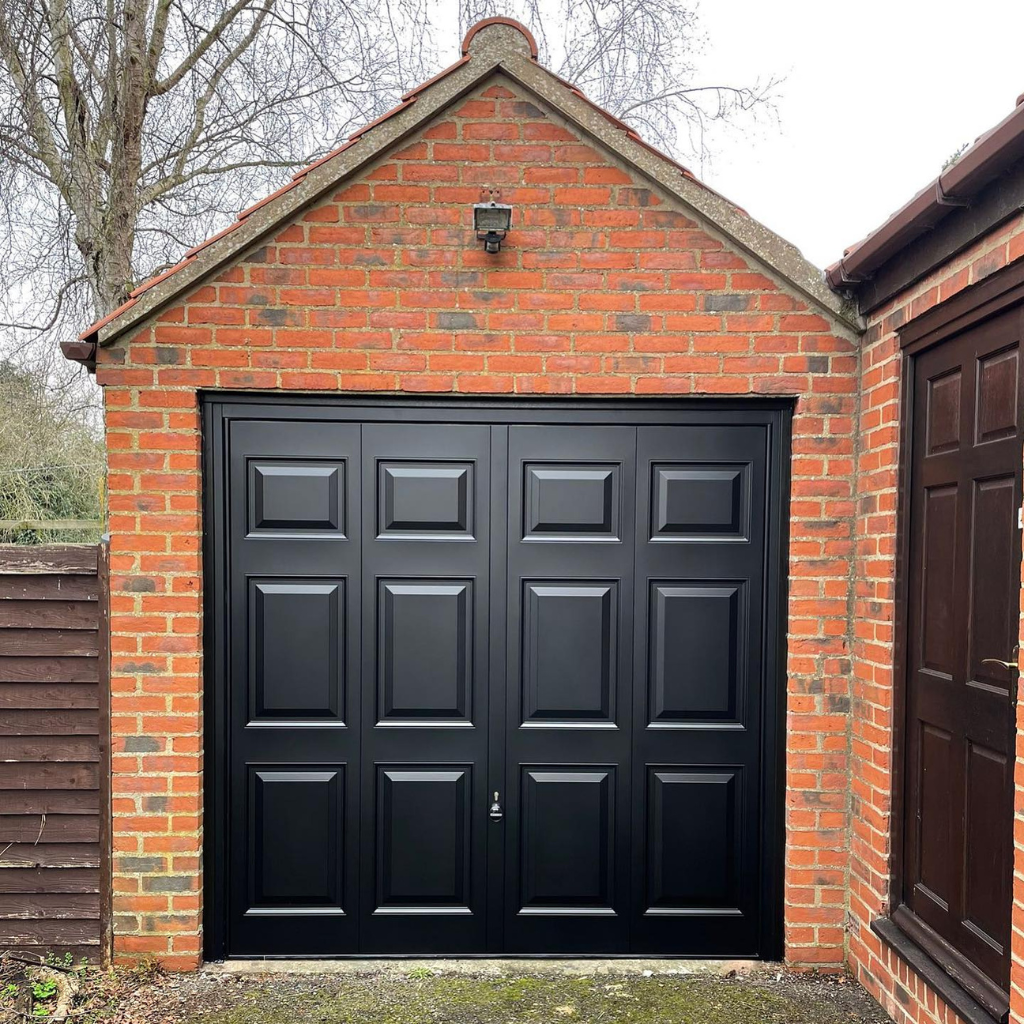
(688, 0, 1024, 268)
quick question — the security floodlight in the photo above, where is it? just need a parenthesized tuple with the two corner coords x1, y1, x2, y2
(473, 201, 513, 254)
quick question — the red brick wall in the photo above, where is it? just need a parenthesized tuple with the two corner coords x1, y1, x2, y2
(94, 76, 860, 968)
(849, 214, 1024, 1023)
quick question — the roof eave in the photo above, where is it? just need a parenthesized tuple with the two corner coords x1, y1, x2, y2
(828, 97, 1024, 291)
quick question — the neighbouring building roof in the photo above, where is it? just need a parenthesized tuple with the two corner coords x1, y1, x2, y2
(64, 17, 861, 365)
(827, 91, 1024, 310)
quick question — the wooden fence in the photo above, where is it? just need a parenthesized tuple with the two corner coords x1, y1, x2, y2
(0, 544, 109, 962)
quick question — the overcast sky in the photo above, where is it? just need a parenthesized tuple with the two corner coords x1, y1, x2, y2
(690, 0, 1024, 269)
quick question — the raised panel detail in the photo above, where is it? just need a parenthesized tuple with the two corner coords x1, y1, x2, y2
(523, 464, 619, 540)
(248, 460, 345, 535)
(646, 768, 741, 914)
(976, 345, 1018, 444)
(926, 369, 961, 455)
(916, 724, 953, 909)
(520, 768, 614, 913)
(378, 581, 472, 724)
(376, 768, 470, 911)
(648, 582, 745, 726)
(522, 582, 616, 725)
(248, 767, 343, 911)
(378, 461, 473, 538)
(921, 486, 957, 675)
(970, 477, 1016, 694)
(651, 464, 749, 541)
(964, 742, 1011, 953)
(249, 580, 344, 723)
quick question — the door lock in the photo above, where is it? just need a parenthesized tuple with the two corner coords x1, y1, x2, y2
(489, 791, 503, 821)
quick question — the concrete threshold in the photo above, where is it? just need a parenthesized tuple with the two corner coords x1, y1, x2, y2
(202, 958, 766, 978)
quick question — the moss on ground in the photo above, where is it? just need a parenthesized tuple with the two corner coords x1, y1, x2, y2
(161, 972, 890, 1024)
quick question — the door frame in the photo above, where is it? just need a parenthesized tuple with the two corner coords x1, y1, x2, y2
(885, 260, 1024, 1021)
(200, 395, 792, 960)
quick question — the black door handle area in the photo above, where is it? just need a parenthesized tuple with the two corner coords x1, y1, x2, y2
(489, 791, 503, 821)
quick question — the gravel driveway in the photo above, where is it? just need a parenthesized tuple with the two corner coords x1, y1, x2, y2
(95, 961, 892, 1024)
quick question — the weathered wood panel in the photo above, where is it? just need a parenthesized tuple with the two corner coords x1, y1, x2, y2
(0, 893, 101, 920)
(0, 657, 99, 683)
(1, 791, 100, 815)
(0, 868, 99, 893)
(0, 684, 100, 709)
(0, 601, 100, 629)
(0, 815, 100, 845)
(0, 709, 99, 734)
(0, 736, 100, 762)
(0, 546, 97, 575)
(0, 576, 99, 601)
(0, 544, 106, 961)
(0, 763, 99, 790)
(0, 844, 101, 869)
(0, 629, 100, 657)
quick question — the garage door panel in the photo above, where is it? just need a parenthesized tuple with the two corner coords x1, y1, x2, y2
(645, 767, 743, 914)
(375, 767, 472, 912)
(648, 581, 748, 728)
(378, 461, 475, 539)
(521, 581, 618, 727)
(249, 579, 346, 724)
(248, 459, 347, 537)
(650, 462, 751, 542)
(247, 766, 345, 912)
(518, 768, 615, 913)
(523, 462, 621, 541)
(377, 580, 473, 725)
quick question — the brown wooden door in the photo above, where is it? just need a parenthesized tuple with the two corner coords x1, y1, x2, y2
(903, 304, 1024, 994)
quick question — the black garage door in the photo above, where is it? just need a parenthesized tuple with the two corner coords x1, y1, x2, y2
(203, 399, 787, 959)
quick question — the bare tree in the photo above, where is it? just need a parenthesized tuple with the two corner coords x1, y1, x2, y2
(0, 0, 778, 375)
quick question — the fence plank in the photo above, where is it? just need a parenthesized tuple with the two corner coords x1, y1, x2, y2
(0, 657, 98, 682)
(0, 709, 99, 735)
(0, 629, 100, 657)
(0, 815, 100, 844)
(0, 763, 99, 790)
(0, 920, 100, 945)
(0, 737, 100, 763)
(0, 791, 100, 815)
(0, 844, 100, 869)
(0, 868, 99, 893)
(0, 546, 98, 574)
(0, 892, 100, 920)
(0, 576, 98, 601)
(0, 521, 101, 532)
(0, 601, 100, 629)
(0, 685, 99, 709)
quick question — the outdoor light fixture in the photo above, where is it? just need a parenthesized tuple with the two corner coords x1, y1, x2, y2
(474, 190, 512, 254)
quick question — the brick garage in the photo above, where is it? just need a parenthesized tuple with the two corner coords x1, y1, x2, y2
(833, 149, 1024, 1022)
(70, 17, 861, 970)
(62, 15, 1024, 1024)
